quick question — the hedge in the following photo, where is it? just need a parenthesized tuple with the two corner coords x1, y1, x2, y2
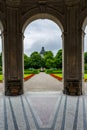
(24, 70, 40, 74)
(45, 69, 62, 74)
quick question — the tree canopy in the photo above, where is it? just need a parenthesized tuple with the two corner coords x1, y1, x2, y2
(84, 52, 87, 64)
(0, 50, 86, 70)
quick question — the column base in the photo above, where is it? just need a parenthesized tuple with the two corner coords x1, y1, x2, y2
(5, 80, 24, 96)
(63, 80, 82, 96)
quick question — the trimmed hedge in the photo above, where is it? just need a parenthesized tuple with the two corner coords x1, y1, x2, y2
(24, 69, 40, 74)
(45, 69, 62, 74)
(0, 71, 2, 74)
(85, 70, 87, 74)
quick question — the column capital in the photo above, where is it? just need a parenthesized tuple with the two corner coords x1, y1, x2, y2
(61, 31, 67, 39)
(78, 28, 86, 36)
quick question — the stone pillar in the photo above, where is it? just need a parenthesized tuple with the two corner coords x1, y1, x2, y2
(4, 7, 23, 96)
(63, 5, 83, 95)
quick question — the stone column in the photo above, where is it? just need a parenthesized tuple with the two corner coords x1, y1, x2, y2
(63, 5, 82, 95)
(4, 7, 23, 96)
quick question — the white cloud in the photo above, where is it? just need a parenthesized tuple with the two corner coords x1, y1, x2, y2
(0, 20, 87, 55)
(24, 19, 62, 56)
(84, 26, 87, 52)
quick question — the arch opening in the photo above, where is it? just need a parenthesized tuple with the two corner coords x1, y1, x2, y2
(22, 16, 64, 93)
(0, 21, 4, 94)
(22, 13, 64, 34)
(82, 17, 87, 93)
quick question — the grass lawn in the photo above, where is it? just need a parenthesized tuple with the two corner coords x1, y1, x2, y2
(24, 74, 32, 78)
(54, 74, 62, 78)
(0, 73, 86, 81)
(0, 75, 3, 80)
(84, 74, 87, 79)
(53, 74, 87, 79)
(0, 74, 32, 81)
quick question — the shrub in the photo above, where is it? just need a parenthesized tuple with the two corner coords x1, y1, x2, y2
(0, 71, 2, 74)
(24, 69, 40, 74)
(45, 69, 62, 74)
(0, 66, 2, 71)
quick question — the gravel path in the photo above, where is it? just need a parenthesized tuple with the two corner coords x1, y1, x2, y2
(0, 72, 87, 93)
(24, 72, 63, 92)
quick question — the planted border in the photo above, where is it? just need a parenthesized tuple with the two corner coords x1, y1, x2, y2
(24, 74, 35, 81)
(50, 74, 62, 81)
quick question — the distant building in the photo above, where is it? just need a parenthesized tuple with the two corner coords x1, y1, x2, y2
(40, 47, 45, 57)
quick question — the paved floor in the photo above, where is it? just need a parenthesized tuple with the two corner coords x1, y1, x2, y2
(0, 73, 87, 130)
(0, 92, 87, 130)
(24, 72, 63, 92)
(0, 72, 87, 93)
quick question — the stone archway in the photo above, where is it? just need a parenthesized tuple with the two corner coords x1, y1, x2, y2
(22, 13, 64, 92)
(23, 18, 63, 92)
(81, 17, 87, 93)
(0, 21, 4, 93)
(3, 0, 86, 96)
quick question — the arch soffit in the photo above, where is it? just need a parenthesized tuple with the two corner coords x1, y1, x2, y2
(21, 6, 64, 33)
(81, 7, 87, 31)
(22, 13, 64, 33)
(0, 11, 6, 32)
(82, 17, 87, 31)
(0, 21, 4, 32)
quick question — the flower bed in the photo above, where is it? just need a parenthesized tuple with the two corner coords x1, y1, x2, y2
(84, 79, 87, 82)
(50, 74, 87, 82)
(24, 74, 35, 81)
(50, 74, 62, 81)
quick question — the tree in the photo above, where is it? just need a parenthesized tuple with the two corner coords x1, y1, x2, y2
(41, 57, 45, 68)
(30, 52, 42, 69)
(44, 51, 55, 68)
(0, 53, 2, 66)
(24, 54, 29, 69)
(0, 53, 2, 71)
(55, 49, 62, 69)
(84, 52, 87, 64)
(45, 59, 55, 69)
(44, 51, 54, 61)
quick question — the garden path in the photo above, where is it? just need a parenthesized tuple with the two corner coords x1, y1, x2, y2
(24, 72, 63, 92)
(0, 72, 87, 93)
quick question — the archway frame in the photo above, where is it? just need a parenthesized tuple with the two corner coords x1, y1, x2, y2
(81, 14, 87, 92)
(21, 12, 64, 92)
(0, 19, 5, 92)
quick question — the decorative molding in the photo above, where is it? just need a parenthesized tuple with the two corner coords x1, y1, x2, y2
(6, 0, 21, 7)
(64, 0, 80, 6)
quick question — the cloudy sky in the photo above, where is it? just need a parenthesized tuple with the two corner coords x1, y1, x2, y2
(0, 19, 87, 55)
(24, 19, 62, 56)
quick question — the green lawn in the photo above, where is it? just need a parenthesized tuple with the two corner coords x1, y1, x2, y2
(54, 74, 87, 79)
(0, 73, 87, 81)
(24, 74, 32, 78)
(0, 75, 3, 80)
(54, 74, 62, 78)
(0, 74, 32, 81)
(84, 74, 87, 79)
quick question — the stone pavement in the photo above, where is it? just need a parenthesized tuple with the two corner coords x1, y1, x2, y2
(0, 72, 87, 93)
(0, 73, 87, 130)
(24, 72, 63, 92)
(0, 92, 87, 130)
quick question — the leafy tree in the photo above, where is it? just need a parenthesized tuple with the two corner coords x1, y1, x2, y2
(44, 51, 54, 61)
(41, 57, 45, 68)
(55, 49, 62, 69)
(30, 52, 42, 69)
(84, 52, 87, 64)
(0, 53, 2, 71)
(0, 53, 2, 66)
(44, 51, 55, 68)
(45, 59, 55, 69)
(24, 54, 29, 69)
